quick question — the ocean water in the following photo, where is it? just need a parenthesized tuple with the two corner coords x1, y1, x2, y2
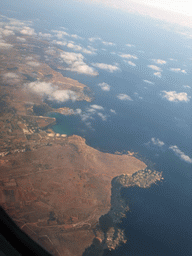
(1, 1, 192, 255)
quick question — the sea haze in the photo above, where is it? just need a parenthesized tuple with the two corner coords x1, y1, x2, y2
(1, 1, 192, 255)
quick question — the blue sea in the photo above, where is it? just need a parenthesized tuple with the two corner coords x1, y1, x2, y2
(1, 1, 192, 255)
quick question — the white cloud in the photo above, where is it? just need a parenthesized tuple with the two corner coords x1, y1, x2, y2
(7, 19, 28, 28)
(110, 109, 116, 114)
(52, 40, 67, 46)
(151, 138, 165, 147)
(20, 26, 36, 36)
(71, 34, 83, 40)
(16, 36, 26, 42)
(74, 108, 82, 115)
(52, 30, 83, 40)
(117, 94, 133, 101)
(52, 30, 69, 39)
(98, 82, 110, 91)
(60, 51, 98, 76)
(67, 42, 82, 51)
(0, 40, 12, 49)
(154, 72, 162, 78)
(145, 137, 165, 149)
(90, 104, 104, 110)
(45, 47, 56, 55)
(152, 59, 166, 65)
(169, 145, 192, 164)
(102, 41, 115, 46)
(74, 104, 107, 128)
(27, 61, 40, 67)
(66, 42, 96, 55)
(134, 92, 143, 100)
(97, 112, 107, 121)
(120, 54, 138, 59)
(26, 81, 77, 102)
(92, 63, 120, 72)
(50, 90, 77, 102)
(3, 72, 19, 79)
(26, 81, 54, 96)
(88, 37, 102, 42)
(183, 85, 191, 89)
(0, 28, 14, 36)
(39, 32, 52, 38)
(125, 60, 136, 67)
(82, 48, 96, 55)
(169, 58, 177, 61)
(161, 91, 190, 102)
(148, 65, 162, 71)
(126, 44, 135, 47)
(87, 45, 97, 51)
(170, 68, 187, 74)
(143, 80, 154, 85)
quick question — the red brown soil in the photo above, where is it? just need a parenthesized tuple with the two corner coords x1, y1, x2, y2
(0, 135, 146, 256)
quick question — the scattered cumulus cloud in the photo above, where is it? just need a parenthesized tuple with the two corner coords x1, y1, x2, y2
(120, 54, 138, 59)
(26, 81, 77, 102)
(66, 42, 96, 55)
(102, 41, 115, 46)
(52, 40, 67, 46)
(0, 28, 15, 36)
(169, 145, 192, 164)
(88, 45, 97, 51)
(134, 92, 143, 100)
(145, 137, 165, 149)
(3, 72, 19, 79)
(52, 30, 69, 39)
(74, 104, 108, 129)
(170, 68, 187, 74)
(125, 60, 136, 67)
(161, 91, 190, 102)
(52, 30, 83, 40)
(169, 58, 177, 61)
(152, 59, 166, 65)
(92, 63, 120, 73)
(126, 44, 135, 47)
(45, 47, 56, 55)
(82, 48, 96, 55)
(27, 61, 40, 67)
(20, 26, 36, 36)
(110, 109, 116, 114)
(26, 81, 53, 95)
(97, 112, 107, 121)
(88, 37, 102, 42)
(148, 65, 162, 71)
(70, 34, 83, 40)
(183, 85, 191, 89)
(16, 36, 26, 42)
(90, 104, 104, 110)
(117, 94, 133, 101)
(154, 72, 162, 78)
(98, 82, 110, 91)
(151, 138, 165, 147)
(0, 40, 12, 49)
(60, 51, 98, 76)
(67, 42, 82, 51)
(39, 32, 52, 38)
(143, 80, 154, 85)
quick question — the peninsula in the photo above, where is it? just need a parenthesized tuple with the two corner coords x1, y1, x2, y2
(0, 19, 163, 256)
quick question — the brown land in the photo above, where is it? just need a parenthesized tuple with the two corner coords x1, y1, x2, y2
(0, 26, 160, 256)
(0, 134, 146, 256)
